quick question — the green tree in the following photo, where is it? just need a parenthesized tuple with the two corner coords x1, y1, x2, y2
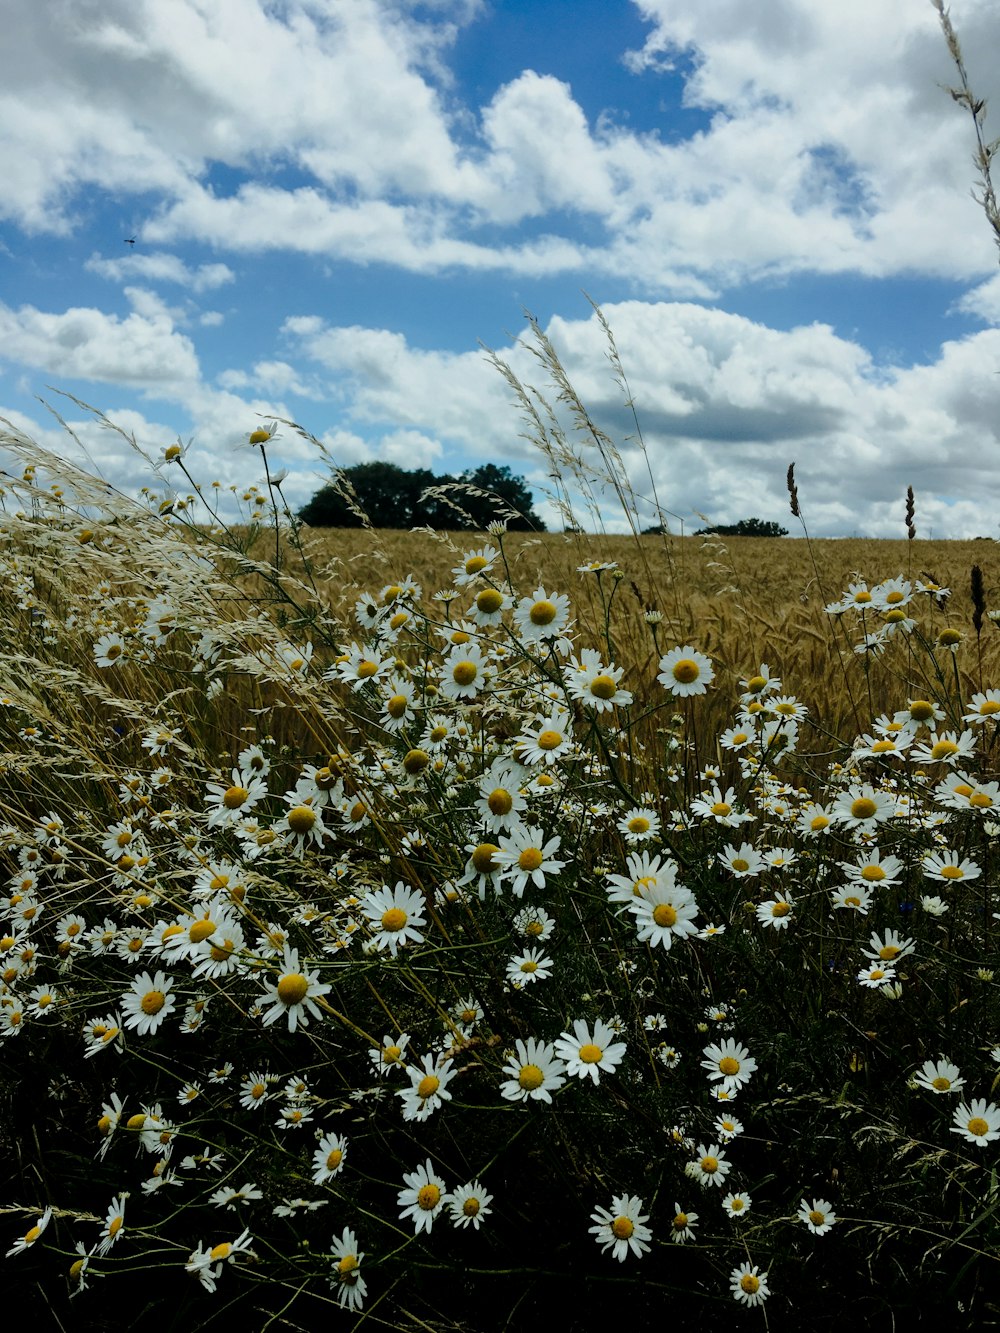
(693, 517, 789, 538)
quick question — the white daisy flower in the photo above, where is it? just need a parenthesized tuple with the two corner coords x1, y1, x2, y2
(360, 882, 426, 957)
(398, 1159, 448, 1234)
(121, 970, 176, 1036)
(447, 1179, 493, 1230)
(657, 645, 714, 697)
(589, 1194, 652, 1262)
(554, 1018, 627, 1085)
(798, 1198, 837, 1235)
(499, 1037, 566, 1103)
(258, 947, 331, 1033)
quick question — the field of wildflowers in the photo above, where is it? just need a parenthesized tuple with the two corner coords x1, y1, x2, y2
(3, 384, 1000, 1331)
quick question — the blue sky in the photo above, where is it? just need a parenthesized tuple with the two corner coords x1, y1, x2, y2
(2, 0, 1000, 537)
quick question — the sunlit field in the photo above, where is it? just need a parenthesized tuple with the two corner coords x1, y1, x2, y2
(5, 393, 1000, 1332)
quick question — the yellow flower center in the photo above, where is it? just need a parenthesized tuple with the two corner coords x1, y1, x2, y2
(700, 1156, 719, 1173)
(931, 1076, 951, 1091)
(518, 848, 544, 872)
(861, 866, 885, 882)
(932, 740, 959, 760)
(529, 599, 557, 626)
(356, 660, 379, 679)
(851, 797, 878, 820)
(810, 815, 829, 831)
(465, 555, 488, 575)
(140, 990, 165, 1015)
(189, 919, 216, 943)
(879, 945, 900, 961)
(628, 816, 651, 834)
(968, 1116, 989, 1137)
(579, 1043, 603, 1064)
(940, 865, 964, 879)
(537, 729, 563, 751)
(673, 1213, 689, 1229)
(741, 1274, 760, 1295)
(731, 1198, 745, 1212)
(403, 749, 429, 774)
(909, 700, 935, 720)
(590, 674, 617, 699)
(971, 792, 994, 808)
(223, 786, 249, 810)
(383, 1045, 402, 1064)
(772, 901, 791, 917)
(337, 1254, 357, 1276)
(287, 805, 316, 834)
(611, 1216, 634, 1239)
(672, 658, 699, 684)
(210, 1242, 232, 1261)
(277, 972, 309, 1005)
(731, 858, 749, 872)
(417, 1184, 441, 1210)
(710, 802, 731, 817)
(979, 700, 1000, 715)
(387, 693, 408, 719)
(108, 1216, 123, 1239)
(719, 1056, 740, 1075)
(938, 629, 962, 646)
(653, 903, 678, 928)
(463, 1197, 481, 1217)
(488, 787, 513, 815)
(845, 895, 862, 908)
(746, 675, 766, 692)
(452, 661, 478, 686)
(472, 843, 500, 874)
(24, 1225, 42, 1244)
(871, 739, 896, 753)
(417, 1075, 440, 1099)
(518, 1064, 544, 1090)
(476, 588, 504, 615)
(381, 907, 408, 932)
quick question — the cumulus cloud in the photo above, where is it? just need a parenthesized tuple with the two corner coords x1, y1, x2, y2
(86, 251, 235, 292)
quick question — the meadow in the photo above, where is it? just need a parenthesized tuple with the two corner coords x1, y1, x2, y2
(4, 397, 1000, 1331)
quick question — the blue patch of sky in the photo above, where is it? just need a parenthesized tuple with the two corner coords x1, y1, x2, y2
(717, 273, 983, 367)
(448, 0, 711, 141)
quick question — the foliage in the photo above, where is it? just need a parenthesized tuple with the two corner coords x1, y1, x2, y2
(298, 460, 545, 531)
(693, 517, 790, 538)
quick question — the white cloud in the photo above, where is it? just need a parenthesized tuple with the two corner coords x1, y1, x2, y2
(86, 251, 235, 292)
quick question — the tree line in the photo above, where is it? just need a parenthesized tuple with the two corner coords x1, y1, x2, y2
(298, 461, 545, 531)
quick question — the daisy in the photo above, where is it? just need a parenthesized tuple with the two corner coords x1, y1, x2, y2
(830, 884, 873, 913)
(951, 1098, 1000, 1146)
(517, 710, 575, 767)
(210, 1182, 264, 1208)
(513, 905, 555, 941)
(566, 656, 633, 712)
(368, 1032, 411, 1077)
(799, 1197, 836, 1234)
(718, 842, 763, 877)
(121, 970, 177, 1036)
(857, 964, 897, 989)
(360, 882, 426, 957)
(258, 946, 331, 1033)
(438, 642, 490, 701)
(398, 1159, 448, 1234)
(863, 929, 915, 964)
(617, 806, 660, 843)
(657, 645, 714, 697)
(475, 760, 529, 831)
(93, 631, 128, 668)
(468, 584, 510, 627)
(669, 1203, 698, 1244)
(204, 769, 268, 830)
(840, 849, 904, 886)
(500, 1037, 566, 1103)
(913, 1057, 965, 1094)
(687, 1144, 732, 1188)
(452, 545, 499, 586)
(506, 947, 553, 987)
(756, 893, 793, 929)
(911, 729, 978, 766)
(555, 1018, 627, 1085)
(701, 1040, 757, 1092)
(831, 783, 897, 829)
(714, 1114, 744, 1141)
(6, 1206, 53, 1258)
(334, 643, 392, 692)
(330, 1227, 367, 1312)
(722, 1191, 752, 1219)
(185, 1229, 254, 1293)
(731, 1262, 770, 1307)
(513, 586, 571, 643)
(964, 690, 1000, 724)
(275, 798, 327, 856)
(923, 850, 981, 883)
(96, 1193, 129, 1256)
(921, 895, 949, 916)
(493, 825, 565, 896)
(589, 1194, 652, 1262)
(397, 1053, 456, 1122)
(631, 883, 700, 949)
(689, 783, 754, 828)
(605, 850, 678, 905)
(447, 1179, 493, 1230)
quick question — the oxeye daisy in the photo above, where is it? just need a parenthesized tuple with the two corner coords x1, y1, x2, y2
(517, 710, 575, 767)
(913, 1057, 965, 1094)
(722, 1191, 752, 1219)
(831, 783, 897, 829)
(312, 1132, 349, 1184)
(567, 655, 633, 712)
(964, 690, 1000, 724)
(756, 892, 794, 929)
(96, 1193, 128, 1256)
(506, 947, 553, 987)
(121, 969, 176, 1036)
(204, 769, 268, 829)
(617, 806, 660, 843)
(396, 1052, 456, 1122)
(368, 1032, 411, 1077)
(513, 904, 555, 941)
(330, 1226, 367, 1312)
(185, 1229, 254, 1293)
(630, 883, 700, 949)
(6, 1206, 53, 1258)
(500, 1037, 566, 1103)
(687, 1143, 732, 1188)
(799, 1197, 837, 1234)
(731, 1262, 770, 1306)
(439, 642, 490, 701)
(398, 1159, 448, 1234)
(589, 1194, 652, 1261)
(493, 825, 565, 896)
(857, 964, 897, 989)
(863, 929, 915, 965)
(840, 849, 904, 886)
(513, 586, 571, 643)
(669, 1202, 698, 1244)
(447, 1179, 493, 1229)
(360, 882, 426, 957)
(701, 1039, 757, 1092)
(923, 850, 981, 884)
(555, 1018, 627, 1085)
(657, 645, 714, 697)
(951, 1098, 1000, 1146)
(605, 849, 678, 905)
(452, 545, 499, 586)
(258, 946, 331, 1033)
(718, 842, 763, 877)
